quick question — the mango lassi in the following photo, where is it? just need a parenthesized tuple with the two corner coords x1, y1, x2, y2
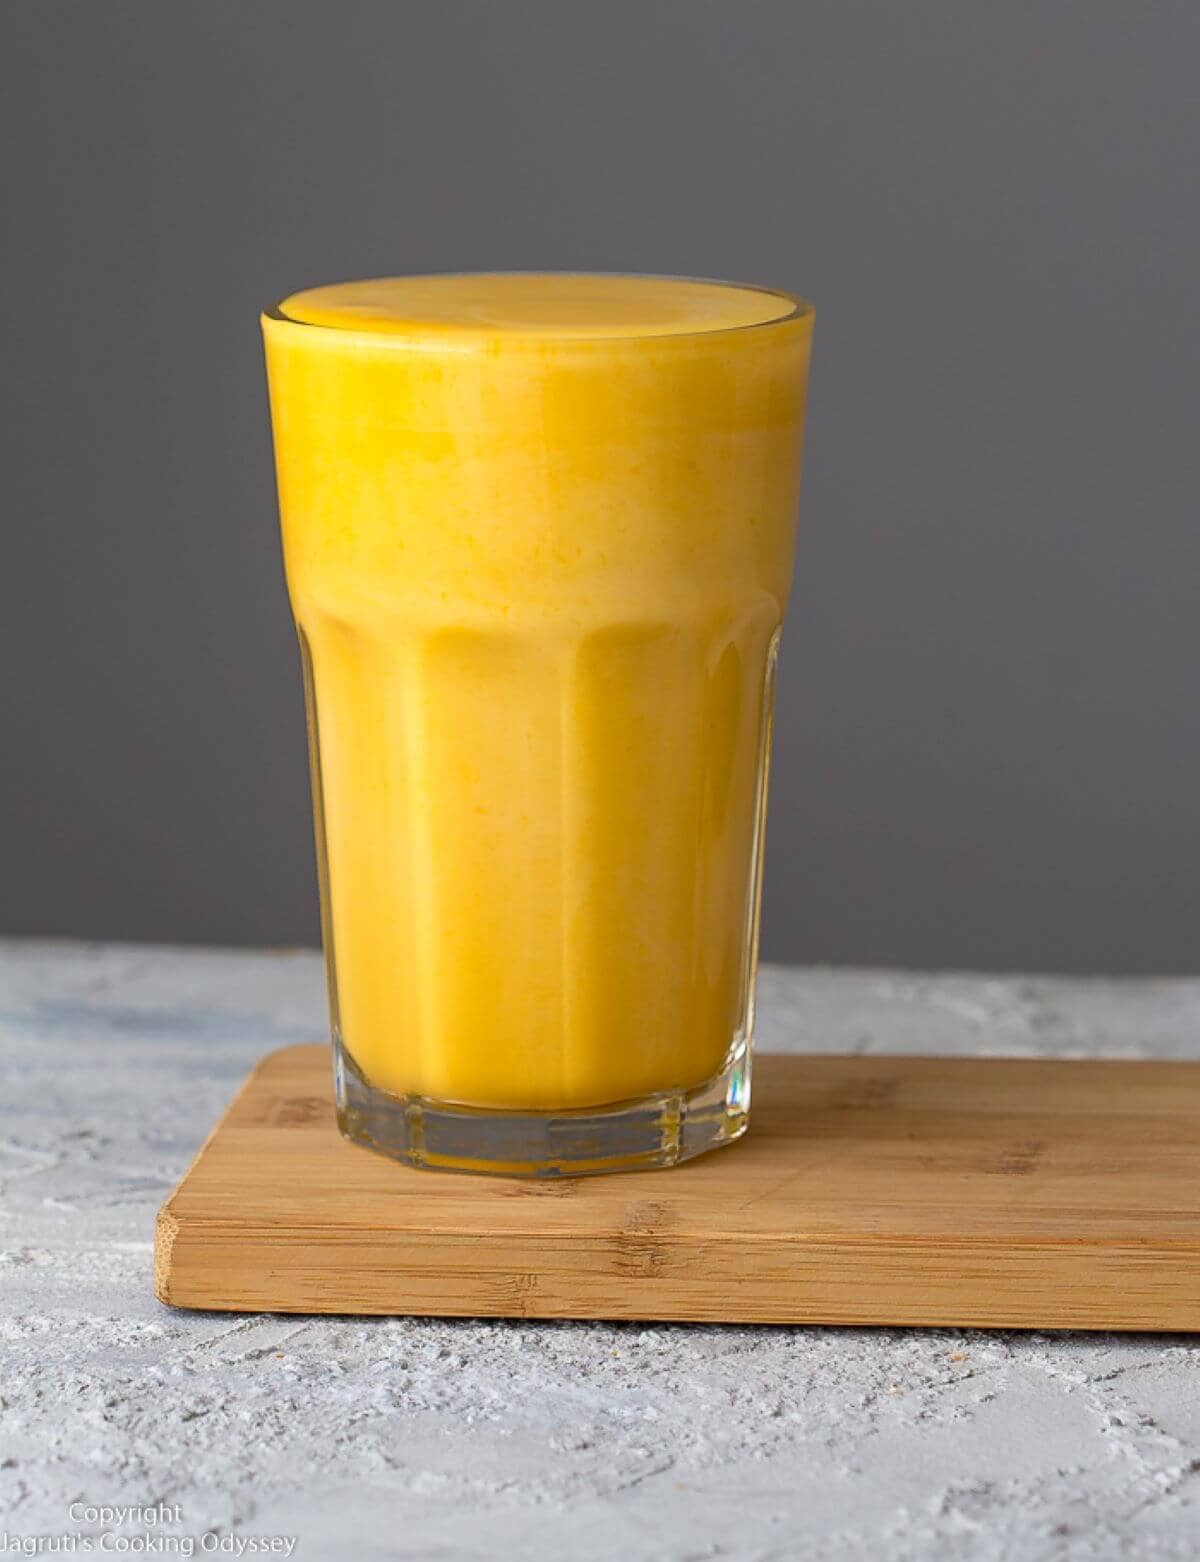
(262, 273, 813, 1173)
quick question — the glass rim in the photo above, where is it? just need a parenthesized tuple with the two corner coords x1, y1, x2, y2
(262, 270, 814, 349)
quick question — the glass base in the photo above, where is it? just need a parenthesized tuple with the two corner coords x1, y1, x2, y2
(332, 1035, 751, 1178)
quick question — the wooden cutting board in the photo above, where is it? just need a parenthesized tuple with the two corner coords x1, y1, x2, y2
(155, 1044, 1200, 1330)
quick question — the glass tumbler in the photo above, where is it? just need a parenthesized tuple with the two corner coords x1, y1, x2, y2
(262, 273, 813, 1176)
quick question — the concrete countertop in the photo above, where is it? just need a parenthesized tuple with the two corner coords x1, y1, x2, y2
(2, 940, 1199, 1560)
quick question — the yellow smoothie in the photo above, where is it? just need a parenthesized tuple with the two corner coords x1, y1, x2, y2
(263, 274, 812, 1111)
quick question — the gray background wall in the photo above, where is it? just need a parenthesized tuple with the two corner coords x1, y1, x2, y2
(4, 2, 1198, 972)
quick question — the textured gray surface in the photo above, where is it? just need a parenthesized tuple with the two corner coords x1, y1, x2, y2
(2, 940, 1200, 1560)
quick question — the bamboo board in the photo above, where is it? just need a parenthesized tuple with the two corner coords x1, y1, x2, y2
(155, 1045, 1200, 1330)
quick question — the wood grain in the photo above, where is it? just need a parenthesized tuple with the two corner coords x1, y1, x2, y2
(155, 1045, 1200, 1329)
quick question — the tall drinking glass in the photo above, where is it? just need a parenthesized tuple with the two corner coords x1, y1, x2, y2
(262, 273, 813, 1175)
